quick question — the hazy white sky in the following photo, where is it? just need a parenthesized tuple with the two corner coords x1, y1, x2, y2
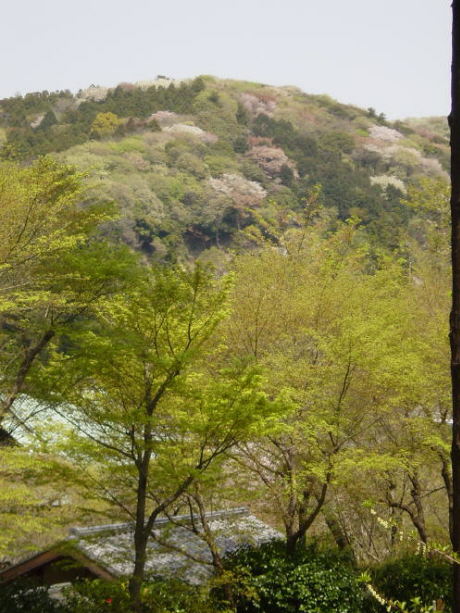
(1, 0, 450, 119)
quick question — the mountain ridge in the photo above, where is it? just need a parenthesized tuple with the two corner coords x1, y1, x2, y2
(0, 75, 449, 259)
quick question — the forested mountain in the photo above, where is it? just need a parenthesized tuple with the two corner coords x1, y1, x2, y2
(0, 75, 449, 260)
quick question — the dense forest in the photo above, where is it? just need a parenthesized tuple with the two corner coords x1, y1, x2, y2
(0, 77, 454, 612)
(0, 75, 449, 258)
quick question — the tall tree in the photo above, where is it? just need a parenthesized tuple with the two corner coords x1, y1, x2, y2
(451, 1, 460, 610)
(40, 264, 273, 612)
(228, 223, 417, 556)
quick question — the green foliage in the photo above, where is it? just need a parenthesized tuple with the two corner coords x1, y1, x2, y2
(250, 112, 401, 226)
(37, 110, 58, 131)
(65, 578, 218, 613)
(193, 89, 239, 139)
(0, 84, 453, 600)
(90, 112, 122, 138)
(0, 156, 137, 557)
(64, 579, 132, 612)
(0, 79, 206, 159)
(227, 222, 427, 556)
(370, 554, 452, 612)
(142, 579, 219, 613)
(0, 76, 447, 256)
(225, 541, 365, 613)
(0, 580, 66, 613)
(388, 599, 438, 613)
(97, 77, 206, 118)
(36, 262, 276, 585)
(252, 113, 318, 166)
(233, 136, 249, 153)
(317, 130, 355, 154)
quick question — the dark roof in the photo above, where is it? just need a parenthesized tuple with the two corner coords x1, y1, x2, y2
(0, 547, 114, 584)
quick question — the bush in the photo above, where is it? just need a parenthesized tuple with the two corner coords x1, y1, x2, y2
(63, 579, 131, 612)
(369, 553, 452, 612)
(142, 578, 218, 613)
(64, 577, 217, 613)
(224, 540, 366, 613)
(0, 580, 66, 613)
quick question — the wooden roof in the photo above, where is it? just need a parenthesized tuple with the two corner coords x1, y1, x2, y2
(0, 545, 115, 584)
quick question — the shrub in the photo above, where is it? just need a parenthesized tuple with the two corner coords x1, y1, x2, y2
(224, 540, 366, 613)
(64, 579, 131, 612)
(142, 578, 219, 613)
(233, 136, 249, 153)
(0, 580, 66, 613)
(64, 577, 217, 613)
(369, 553, 452, 612)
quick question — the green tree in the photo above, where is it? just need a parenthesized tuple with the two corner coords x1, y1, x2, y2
(0, 156, 138, 554)
(228, 222, 418, 556)
(394, 178, 452, 544)
(40, 264, 273, 612)
(0, 156, 137, 558)
(0, 156, 136, 424)
(90, 112, 122, 139)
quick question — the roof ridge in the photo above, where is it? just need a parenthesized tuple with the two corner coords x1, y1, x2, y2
(69, 507, 249, 537)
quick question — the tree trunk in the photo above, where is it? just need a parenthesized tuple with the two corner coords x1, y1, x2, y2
(320, 505, 353, 554)
(129, 530, 148, 613)
(408, 472, 428, 544)
(128, 454, 151, 613)
(191, 491, 236, 610)
(0, 328, 55, 422)
(285, 530, 299, 557)
(285, 482, 329, 556)
(440, 451, 454, 543)
(450, 2, 460, 609)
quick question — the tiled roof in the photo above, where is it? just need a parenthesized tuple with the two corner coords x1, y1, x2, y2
(70, 507, 280, 584)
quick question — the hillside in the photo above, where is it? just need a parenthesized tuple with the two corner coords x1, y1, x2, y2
(0, 76, 449, 259)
